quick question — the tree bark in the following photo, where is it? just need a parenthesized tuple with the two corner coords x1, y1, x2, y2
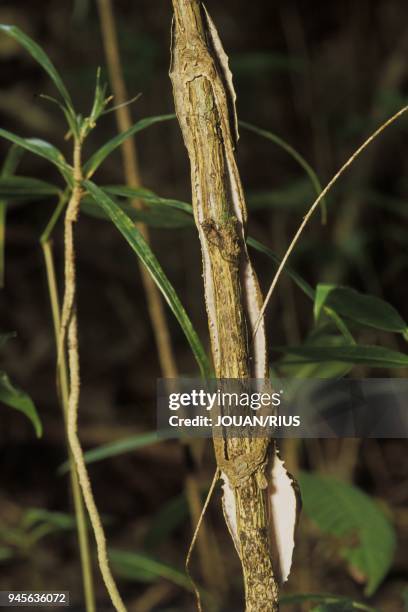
(169, 1, 279, 609)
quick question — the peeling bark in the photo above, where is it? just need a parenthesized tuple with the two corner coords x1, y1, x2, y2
(169, 1, 279, 609)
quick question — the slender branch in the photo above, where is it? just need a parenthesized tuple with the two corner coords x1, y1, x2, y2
(40, 189, 69, 245)
(170, 2, 278, 609)
(253, 104, 408, 337)
(60, 139, 126, 612)
(41, 238, 96, 612)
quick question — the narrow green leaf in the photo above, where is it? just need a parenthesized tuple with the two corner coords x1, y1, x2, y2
(317, 284, 408, 335)
(83, 114, 175, 178)
(84, 180, 211, 378)
(239, 120, 327, 222)
(276, 344, 408, 368)
(299, 472, 396, 595)
(0, 371, 42, 437)
(0, 130, 71, 181)
(0, 25, 73, 111)
(109, 549, 193, 591)
(0, 176, 60, 199)
(58, 430, 167, 474)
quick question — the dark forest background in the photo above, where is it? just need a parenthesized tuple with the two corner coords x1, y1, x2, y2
(0, 1, 407, 611)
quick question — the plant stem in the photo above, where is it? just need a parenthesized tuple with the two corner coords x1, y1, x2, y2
(40, 189, 69, 245)
(61, 138, 126, 611)
(170, 2, 278, 609)
(41, 237, 96, 612)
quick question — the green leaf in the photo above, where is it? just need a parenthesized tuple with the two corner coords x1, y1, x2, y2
(83, 114, 175, 178)
(299, 472, 396, 595)
(0, 25, 73, 111)
(0, 176, 60, 200)
(277, 344, 408, 368)
(109, 549, 193, 591)
(316, 284, 408, 335)
(58, 430, 167, 474)
(239, 120, 327, 222)
(0, 130, 71, 181)
(0, 371, 42, 437)
(84, 180, 211, 378)
(281, 593, 375, 611)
